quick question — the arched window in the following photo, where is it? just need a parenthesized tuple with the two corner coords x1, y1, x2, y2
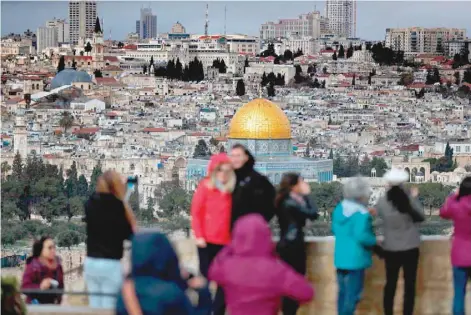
(130, 164, 135, 171)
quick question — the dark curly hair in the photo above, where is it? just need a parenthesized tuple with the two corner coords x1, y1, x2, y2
(26, 236, 53, 265)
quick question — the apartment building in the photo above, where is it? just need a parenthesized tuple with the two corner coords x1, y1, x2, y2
(37, 27, 58, 54)
(281, 36, 319, 55)
(385, 27, 466, 56)
(325, 0, 356, 37)
(46, 19, 70, 43)
(445, 39, 471, 58)
(260, 11, 321, 41)
(69, 1, 97, 44)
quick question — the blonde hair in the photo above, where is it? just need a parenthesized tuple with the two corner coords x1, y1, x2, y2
(207, 165, 236, 193)
(96, 170, 126, 200)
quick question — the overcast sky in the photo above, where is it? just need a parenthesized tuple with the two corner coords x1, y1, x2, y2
(2, 1, 471, 41)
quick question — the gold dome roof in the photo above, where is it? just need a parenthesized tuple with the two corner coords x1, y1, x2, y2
(228, 98, 291, 139)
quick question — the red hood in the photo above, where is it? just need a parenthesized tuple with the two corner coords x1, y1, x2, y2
(207, 153, 231, 175)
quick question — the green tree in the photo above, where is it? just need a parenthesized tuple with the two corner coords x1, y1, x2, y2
(12, 152, 23, 179)
(310, 182, 343, 220)
(59, 112, 74, 134)
(67, 196, 85, 221)
(71, 59, 77, 70)
(149, 56, 154, 66)
(129, 188, 140, 214)
(1, 161, 11, 182)
(453, 71, 461, 85)
(77, 175, 88, 197)
(236, 79, 245, 96)
(1, 200, 19, 220)
(219, 59, 227, 74)
(267, 82, 275, 97)
(193, 140, 210, 158)
(332, 51, 338, 61)
(57, 55, 65, 73)
(209, 137, 219, 147)
(65, 161, 78, 198)
(85, 42, 92, 55)
(158, 187, 191, 218)
(346, 44, 354, 58)
(94, 69, 103, 78)
(88, 162, 103, 195)
(328, 149, 334, 160)
(141, 197, 155, 222)
(261, 72, 268, 86)
(463, 68, 471, 84)
(338, 45, 345, 58)
(283, 49, 293, 60)
(57, 230, 82, 249)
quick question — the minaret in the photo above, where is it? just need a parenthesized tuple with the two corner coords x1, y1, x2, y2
(204, 3, 209, 36)
(14, 112, 28, 159)
(92, 16, 105, 70)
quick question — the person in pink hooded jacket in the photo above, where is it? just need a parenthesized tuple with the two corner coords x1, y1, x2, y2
(440, 176, 471, 315)
(208, 213, 314, 315)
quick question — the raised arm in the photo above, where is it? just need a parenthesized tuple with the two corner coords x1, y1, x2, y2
(408, 196, 425, 222)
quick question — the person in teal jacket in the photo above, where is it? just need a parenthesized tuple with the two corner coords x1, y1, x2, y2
(332, 176, 376, 315)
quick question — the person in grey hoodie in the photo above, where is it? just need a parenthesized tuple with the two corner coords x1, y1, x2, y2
(376, 168, 425, 315)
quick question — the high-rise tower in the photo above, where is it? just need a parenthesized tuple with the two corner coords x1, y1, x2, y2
(14, 112, 28, 159)
(136, 7, 157, 39)
(325, 0, 356, 37)
(69, 1, 97, 44)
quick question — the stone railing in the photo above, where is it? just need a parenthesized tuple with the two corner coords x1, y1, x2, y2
(27, 236, 470, 315)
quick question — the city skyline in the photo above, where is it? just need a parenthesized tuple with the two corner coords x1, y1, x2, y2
(1, 1, 471, 41)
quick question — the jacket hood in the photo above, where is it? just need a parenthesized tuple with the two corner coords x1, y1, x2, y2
(448, 195, 471, 214)
(130, 232, 186, 290)
(231, 214, 274, 256)
(335, 199, 369, 225)
(207, 153, 231, 175)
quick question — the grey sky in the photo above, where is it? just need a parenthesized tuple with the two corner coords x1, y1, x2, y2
(1, 1, 471, 41)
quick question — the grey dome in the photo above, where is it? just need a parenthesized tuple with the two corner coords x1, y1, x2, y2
(51, 69, 92, 89)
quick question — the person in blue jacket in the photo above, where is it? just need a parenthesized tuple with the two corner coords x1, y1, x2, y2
(116, 231, 211, 315)
(332, 176, 376, 315)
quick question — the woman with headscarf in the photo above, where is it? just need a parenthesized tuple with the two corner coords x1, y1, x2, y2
(229, 144, 276, 227)
(208, 214, 314, 315)
(116, 232, 211, 315)
(332, 176, 376, 315)
(376, 168, 425, 315)
(191, 153, 235, 315)
(21, 236, 64, 305)
(440, 176, 471, 315)
(84, 170, 137, 308)
(275, 173, 318, 315)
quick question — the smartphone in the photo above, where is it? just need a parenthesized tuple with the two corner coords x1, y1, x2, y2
(124, 176, 138, 202)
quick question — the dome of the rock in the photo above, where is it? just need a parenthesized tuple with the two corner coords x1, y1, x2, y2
(50, 69, 92, 89)
(228, 98, 291, 139)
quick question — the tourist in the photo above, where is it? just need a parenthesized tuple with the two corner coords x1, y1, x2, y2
(440, 176, 471, 315)
(229, 144, 276, 227)
(21, 236, 64, 304)
(376, 168, 424, 315)
(275, 173, 319, 315)
(208, 214, 314, 315)
(83, 170, 136, 309)
(190, 153, 235, 315)
(332, 176, 376, 315)
(115, 231, 211, 315)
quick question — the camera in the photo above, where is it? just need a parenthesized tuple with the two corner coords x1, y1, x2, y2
(127, 176, 138, 184)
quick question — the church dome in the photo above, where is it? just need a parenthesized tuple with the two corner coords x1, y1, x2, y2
(228, 98, 291, 139)
(51, 69, 92, 89)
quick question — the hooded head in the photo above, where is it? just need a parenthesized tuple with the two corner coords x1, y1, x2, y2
(231, 214, 274, 256)
(130, 232, 186, 290)
(206, 153, 235, 193)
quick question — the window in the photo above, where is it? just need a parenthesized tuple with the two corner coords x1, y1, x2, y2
(456, 146, 461, 153)
(466, 146, 470, 153)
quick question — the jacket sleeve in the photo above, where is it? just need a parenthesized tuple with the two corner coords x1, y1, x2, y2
(261, 178, 277, 222)
(208, 245, 232, 285)
(191, 286, 212, 315)
(21, 263, 40, 290)
(408, 196, 425, 222)
(331, 204, 341, 235)
(301, 196, 319, 220)
(439, 195, 455, 220)
(353, 213, 377, 248)
(279, 262, 314, 304)
(190, 182, 207, 239)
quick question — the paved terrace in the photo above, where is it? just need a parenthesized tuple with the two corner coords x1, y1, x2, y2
(27, 236, 471, 315)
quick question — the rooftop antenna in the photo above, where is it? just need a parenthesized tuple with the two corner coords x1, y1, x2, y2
(224, 5, 227, 36)
(204, 3, 209, 36)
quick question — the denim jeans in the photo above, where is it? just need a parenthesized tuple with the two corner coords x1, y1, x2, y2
(84, 257, 123, 309)
(336, 269, 365, 315)
(452, 266, 471, 315)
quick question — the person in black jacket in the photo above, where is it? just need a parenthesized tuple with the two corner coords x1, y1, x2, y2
(83, 170, 136, 309)
(229, 144, 276, 228)
(275, 172, 319, 315)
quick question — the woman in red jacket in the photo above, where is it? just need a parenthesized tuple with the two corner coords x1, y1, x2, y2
(191, 153, 235, 315)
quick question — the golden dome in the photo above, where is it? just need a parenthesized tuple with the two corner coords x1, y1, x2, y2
(228, 98, 291, 139)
